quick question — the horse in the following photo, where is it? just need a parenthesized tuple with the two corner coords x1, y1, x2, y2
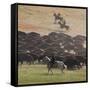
(43, 56, 66, 74)
(58, 20, 69, 30)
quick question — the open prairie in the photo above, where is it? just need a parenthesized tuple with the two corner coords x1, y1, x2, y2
(18, 64, 86, 85)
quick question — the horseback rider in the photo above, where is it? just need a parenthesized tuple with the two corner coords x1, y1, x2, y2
(50, 55, 56, 67)
(53, 13, 62, 24)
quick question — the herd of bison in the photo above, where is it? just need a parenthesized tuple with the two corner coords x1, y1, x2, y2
(18, 31, 87, 70)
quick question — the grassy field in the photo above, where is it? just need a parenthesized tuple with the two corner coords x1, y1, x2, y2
(18, 64, 86, 85)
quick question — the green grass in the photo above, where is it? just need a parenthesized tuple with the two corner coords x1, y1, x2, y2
(18, 64, 86, 85)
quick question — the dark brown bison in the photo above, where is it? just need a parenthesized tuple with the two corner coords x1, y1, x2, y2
(18, 53, 34, 65)
(63, 55, 85, 70)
